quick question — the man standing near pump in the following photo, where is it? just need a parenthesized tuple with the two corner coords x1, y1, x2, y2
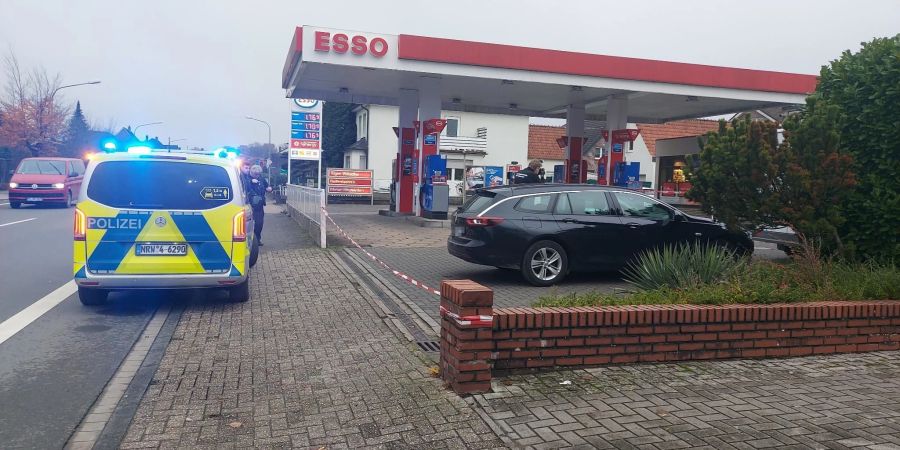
(513, 159, 544, 184)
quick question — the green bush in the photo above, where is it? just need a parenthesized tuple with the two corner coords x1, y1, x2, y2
(621, 242, 746, 291)
(815, 35, 900, 261)
(534, 259, 899, 308)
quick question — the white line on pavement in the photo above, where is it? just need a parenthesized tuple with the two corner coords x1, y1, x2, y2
(0, 202, 9, 206)
(0, 281, 77, 346)
(0, 217, 36, 228)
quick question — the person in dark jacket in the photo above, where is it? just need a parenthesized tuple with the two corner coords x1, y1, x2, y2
(513, 159, 543, 184)
(248, 165, 272, 245)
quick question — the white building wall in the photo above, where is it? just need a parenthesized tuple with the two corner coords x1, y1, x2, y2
(365, 105, 401, 192)
(358, 105, 530, 193)
(623, 125, 657, 189)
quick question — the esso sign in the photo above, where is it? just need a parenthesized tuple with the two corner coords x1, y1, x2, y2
(314, 31, 389, 57)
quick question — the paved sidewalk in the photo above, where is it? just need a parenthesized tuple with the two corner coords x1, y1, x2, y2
(121, 211, 504, 449)
(472, 351, 900, 449)
(324, 204, 450, 249)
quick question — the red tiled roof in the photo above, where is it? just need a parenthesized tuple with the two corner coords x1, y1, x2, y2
(528, 125, 566, 160)
(528, 119, 720, 160)
(637, 119, 720, 156)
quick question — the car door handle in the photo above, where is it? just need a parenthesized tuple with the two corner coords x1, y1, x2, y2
(561, 218, 577, 224)
(625, 222, 640, 229)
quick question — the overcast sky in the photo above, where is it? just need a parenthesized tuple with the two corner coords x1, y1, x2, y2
(1, 0, 897, 149)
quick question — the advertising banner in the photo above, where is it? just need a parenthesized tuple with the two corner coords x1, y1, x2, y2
(484, 166, 504, 187)
(327, 168, 373, 197)
(465, 166, 484, 190)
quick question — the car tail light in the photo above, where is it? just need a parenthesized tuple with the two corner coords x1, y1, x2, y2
(74, 209, 86, 241)
(233, 210, 246, 242)
(466, 217, 504, 227)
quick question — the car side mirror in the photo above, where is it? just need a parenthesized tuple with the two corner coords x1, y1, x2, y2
(674, 213, 685, 222)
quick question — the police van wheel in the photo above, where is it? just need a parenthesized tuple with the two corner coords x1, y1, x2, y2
(10, 202, 21, 209)
(229, 279, 250, 303)
(249, 238, 259, 268)
(78, 287, 108, 306)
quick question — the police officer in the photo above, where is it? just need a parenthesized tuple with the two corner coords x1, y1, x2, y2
(239, 162, 252, 193)
(513, 159, 543, 184)
(248, 165, 272, 245)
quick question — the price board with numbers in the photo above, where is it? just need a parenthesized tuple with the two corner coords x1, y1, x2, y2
(290, 100, 323, 159)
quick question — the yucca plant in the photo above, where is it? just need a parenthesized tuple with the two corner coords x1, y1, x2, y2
(621, 242, 746, 291)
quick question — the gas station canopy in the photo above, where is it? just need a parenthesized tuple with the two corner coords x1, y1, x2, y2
(282, 26, 818, 123)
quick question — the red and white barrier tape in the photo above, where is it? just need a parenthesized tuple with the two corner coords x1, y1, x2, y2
(321, 207, 441, 296)
(440, 305, 493, 328)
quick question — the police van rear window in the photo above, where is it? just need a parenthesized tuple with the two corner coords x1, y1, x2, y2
(87, 161, 233, 210)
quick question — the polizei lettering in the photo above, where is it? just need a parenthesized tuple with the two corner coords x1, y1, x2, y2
(87, 217, 144, 230)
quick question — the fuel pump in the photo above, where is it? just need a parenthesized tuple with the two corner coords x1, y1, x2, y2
(417, 119, 447, 217)
(420, 154, 449, 219)
(392, 126, 417, 213)
(600, 129, 640, 185)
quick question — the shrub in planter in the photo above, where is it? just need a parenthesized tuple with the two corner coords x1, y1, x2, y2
(621, 242, 746, 291)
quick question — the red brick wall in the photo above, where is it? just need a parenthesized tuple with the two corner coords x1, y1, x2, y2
(439, 280, 494, 394)
(439, 280, 900, 394)
(492, 302, 900, 372)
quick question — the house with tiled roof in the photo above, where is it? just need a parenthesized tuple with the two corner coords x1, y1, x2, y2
(527, 119, 719, 189)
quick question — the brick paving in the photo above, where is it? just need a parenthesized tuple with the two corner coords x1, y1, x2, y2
(348, 246, 629, 318)
(118, 205, 900, 450)
(120, 209, 504, 449)
(473, 351, 900, 449)
(325, 204, 451, 249)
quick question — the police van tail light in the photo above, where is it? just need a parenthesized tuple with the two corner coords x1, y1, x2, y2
(74, 209, 86, 241)
(233, 211, 246, 242)
(466, 217, 504, 227)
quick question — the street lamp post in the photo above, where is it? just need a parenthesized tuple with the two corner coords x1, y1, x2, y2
(41, 81, 101, 153)
(168, 137, 186, 152)
(245, 116, 273, 184)
(51, 80, 101, 99)
(133, 121, 163, 137)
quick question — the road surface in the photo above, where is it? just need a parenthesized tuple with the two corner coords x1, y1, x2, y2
(0, 202, 163, 449)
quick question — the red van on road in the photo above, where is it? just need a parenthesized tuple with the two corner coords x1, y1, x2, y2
(8, 157, 86, 208)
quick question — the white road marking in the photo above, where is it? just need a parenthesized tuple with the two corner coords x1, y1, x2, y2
(0, 217, 36, 228)
(0, 281, 77, 346)
(756, 246, 774, 250)
(0, 202, 9, 206)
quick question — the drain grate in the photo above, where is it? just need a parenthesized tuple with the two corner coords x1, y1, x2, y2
(417, 341, 441, 353)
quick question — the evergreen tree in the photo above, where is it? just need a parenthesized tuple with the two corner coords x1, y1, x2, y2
(62, 101, 90, 158)
(321, 102, 358, 168)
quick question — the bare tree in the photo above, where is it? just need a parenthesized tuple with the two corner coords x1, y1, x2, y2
(0, 49, 70, 156)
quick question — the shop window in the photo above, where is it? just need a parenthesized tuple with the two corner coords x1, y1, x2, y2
(360, 154, 367, 169)
(344, 154, 352, 168)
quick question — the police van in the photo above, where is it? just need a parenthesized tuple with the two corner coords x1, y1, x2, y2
(73, 149, 259, 305)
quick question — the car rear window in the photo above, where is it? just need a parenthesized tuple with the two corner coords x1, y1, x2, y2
(17, 160, 67, 175)
(459, 191, 496, 214)
(87, 161, 233, 210)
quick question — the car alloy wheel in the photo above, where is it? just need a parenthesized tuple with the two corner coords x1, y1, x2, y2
(531, 247, 562, 281)
(522, 240, 569, 287)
